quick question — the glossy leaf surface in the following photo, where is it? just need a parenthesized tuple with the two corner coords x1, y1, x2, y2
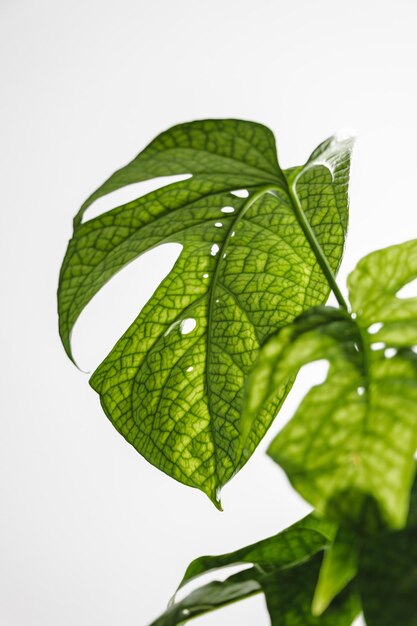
(244, 240, 417, 529)
(58, 120, 353, 503)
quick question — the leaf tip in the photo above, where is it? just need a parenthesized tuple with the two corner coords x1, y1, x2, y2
(311, 591, 328, 617)
(208, 486, 223, 511)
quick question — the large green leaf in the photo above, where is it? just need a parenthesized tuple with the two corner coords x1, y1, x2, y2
(244, 240, 417, 529)
(149, 514, 359, 626)
(58, 119, 353, 503)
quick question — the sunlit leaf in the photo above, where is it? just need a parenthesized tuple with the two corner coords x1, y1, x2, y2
(58, 120, 353, 503)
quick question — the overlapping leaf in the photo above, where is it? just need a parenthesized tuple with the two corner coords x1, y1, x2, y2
(148, 513, 359, 626)
(358, 477, 417, 626)
(58, 119, 353, 503)
(312, 527, 359, 616)
(244, 240, 417, 530)
(176, 512, 337, 591)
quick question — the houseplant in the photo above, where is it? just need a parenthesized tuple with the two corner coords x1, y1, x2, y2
(58, 119, 417, 625)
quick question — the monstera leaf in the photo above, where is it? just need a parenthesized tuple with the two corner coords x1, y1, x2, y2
(244, 240, 417, 530)
(58, 119, 353, 504)
(149, 513, 360, 626)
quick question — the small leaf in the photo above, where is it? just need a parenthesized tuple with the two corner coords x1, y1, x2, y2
(244, 240, 417, 529)
(58, 120, 353, 503)
(312, 528, 359, 616)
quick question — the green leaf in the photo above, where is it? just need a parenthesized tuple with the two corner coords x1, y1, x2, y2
(261, 553, 360, 626)
(149, 569, 262, 626)
(311, 528, 359, 616)
(359, 521, 417, 624)
(149, 514, 359, 626)
(244, 240, 417, 529)
(150, 560, 359, 626)
(407, 473, 417, 527)
(176, 512, 337, 592)
(358, 476, 417, 625)
(58, 119, 353, 503)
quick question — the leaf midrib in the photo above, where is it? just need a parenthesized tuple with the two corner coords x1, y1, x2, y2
(205, 185, 280, 487)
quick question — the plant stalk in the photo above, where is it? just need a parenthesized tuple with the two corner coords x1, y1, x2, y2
(273, 183, 349, 311)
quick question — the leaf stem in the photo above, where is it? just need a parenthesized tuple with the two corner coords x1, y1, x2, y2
(274, 182, 349, 311)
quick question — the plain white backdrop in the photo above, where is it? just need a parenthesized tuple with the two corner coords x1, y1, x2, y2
(2, 0, 417, 624)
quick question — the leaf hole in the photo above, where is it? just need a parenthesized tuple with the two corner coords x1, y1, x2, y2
(202, 273, 209, 279)
(368, 322, 383, 335)
(81, 174, 192, 222)
(384, 348, 397, 359)
(357, 386, 365, 396)
(186, 366, 194, 373)
(180, 318, 197, 335)
(396, 277, 417, 299)
(70, 243, 182, 370)
(230, 189, 249, 198)
(221, 206, 235, 213)
(214, 222, 223, 228)
(210, 244, 220, 256)
(370, 342, 386, 351)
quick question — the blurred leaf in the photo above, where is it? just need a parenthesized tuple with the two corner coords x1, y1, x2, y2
(312, 527, 359, 616)
(58, 120, 353, 503)
(244, 240, 417, 529)
(359, 496, 417, 626)
(261, 553, 360, 626)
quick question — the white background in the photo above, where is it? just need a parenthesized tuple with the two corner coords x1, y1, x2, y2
(2, 1, 417, 624)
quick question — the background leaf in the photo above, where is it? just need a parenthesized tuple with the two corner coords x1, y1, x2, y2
(359, 478, 417, 625)
(58, 120, 353, 503)
(244, 240, 417, 529)
(312, 527, 359, 616)
(261, 554, 360, 626)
